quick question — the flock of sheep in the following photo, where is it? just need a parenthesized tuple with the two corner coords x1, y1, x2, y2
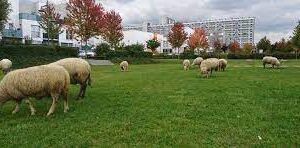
(0, 58, 91, 116)
(0, 55, 280, 116)
(183, 56, 280, 78)
(182, 57, 228, 78)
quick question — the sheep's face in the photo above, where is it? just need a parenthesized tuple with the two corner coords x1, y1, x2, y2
(201, 67, 208, 75)
(275, 60, 280, 66)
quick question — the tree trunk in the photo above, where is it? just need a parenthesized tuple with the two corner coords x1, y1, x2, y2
(177, 47, 180, 59)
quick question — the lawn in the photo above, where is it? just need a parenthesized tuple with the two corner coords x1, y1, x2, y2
(0, 59, 299, 147)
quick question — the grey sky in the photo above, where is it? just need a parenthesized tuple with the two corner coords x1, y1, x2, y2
(46, 0, 300, 43)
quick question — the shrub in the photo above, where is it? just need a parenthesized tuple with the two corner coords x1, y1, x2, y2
(95, 43, 110, 57)
(0, 45, 78, 68)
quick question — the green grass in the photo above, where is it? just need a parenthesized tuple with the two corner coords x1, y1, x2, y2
(0, 59, 299, 147)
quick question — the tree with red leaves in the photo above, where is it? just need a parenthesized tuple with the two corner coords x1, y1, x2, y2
(102, 10, 123, 50)
(229, 40, 241, 54)
(187, 27, 208, 54)
(65, 0, 105, 45)
(168, 22, 187, 58)
(38, 1, 63, 45)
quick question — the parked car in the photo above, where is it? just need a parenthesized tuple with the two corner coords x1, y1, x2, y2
(78, 50, 96, 58)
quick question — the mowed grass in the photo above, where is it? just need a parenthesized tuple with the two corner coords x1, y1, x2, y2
(0, 60, 299, 147)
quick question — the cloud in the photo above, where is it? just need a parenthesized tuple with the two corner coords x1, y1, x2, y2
(100, 0, 300, 43)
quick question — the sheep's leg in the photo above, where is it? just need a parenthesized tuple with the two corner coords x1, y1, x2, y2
(25, 98, 36, 115)
(47, 94, 58, 116)
(76, 84, 84, 100)
(263, 63, 266, 69)
(81, 83, 88, 99)
(12, 100, 21, 114)
(62, 90, 69, 113)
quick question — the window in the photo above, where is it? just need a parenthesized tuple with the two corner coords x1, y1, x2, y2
(66, 30, 73, 40)
(31, 25, 40, 38)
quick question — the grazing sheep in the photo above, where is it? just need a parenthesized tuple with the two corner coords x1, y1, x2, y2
(120, 61, 129, 72)
(0, 65, 70, 116)
(0, 59, 12, 74)
(218, 59, 228, 71)
(262, 56, 280, 68)
(183, 59, 191, 71)
(49, 58, 91, 100)
(192, 57, 204, 67)
(200, 58, 219, 78)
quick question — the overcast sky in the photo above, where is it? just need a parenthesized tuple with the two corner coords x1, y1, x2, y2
(48, 0, 300, 43)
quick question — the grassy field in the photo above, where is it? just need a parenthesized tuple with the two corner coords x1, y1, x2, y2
(0, 59, 299, 147)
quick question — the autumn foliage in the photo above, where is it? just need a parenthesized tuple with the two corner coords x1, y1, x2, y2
(229, 40, 241, 54)
(243, 43, 253, 54)
(187, 27, 208, 53)
(102, 10, 123, 49)
(65, 0, 105, 44)
(38, 1, 63, 44)
(168, 22, 188, 55)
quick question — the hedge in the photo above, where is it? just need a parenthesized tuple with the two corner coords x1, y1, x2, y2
(0, 45, 78, 68)
(228, 52, 300, 59)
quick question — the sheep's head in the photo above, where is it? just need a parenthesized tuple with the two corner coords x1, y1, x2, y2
(275, 60, 281, 66)
(201, 67, 209, 75)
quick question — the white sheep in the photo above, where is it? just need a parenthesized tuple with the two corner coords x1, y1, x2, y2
(0, 59, 12, 74)
(0, 65, 70, 116)
(120, 61, 129, 72)
(192, 57, 204, 67)
(200, 58, 219, 78)
(183, 59, 191, 71)
(262, 56, 280, 68)
(49, 58, 91, 100)
(218, 59, 228, 71)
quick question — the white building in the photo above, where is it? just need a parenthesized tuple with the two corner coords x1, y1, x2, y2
(124, 16, 256, 49)
(2, 0, 81, 47)
(122, 27, 196, 55)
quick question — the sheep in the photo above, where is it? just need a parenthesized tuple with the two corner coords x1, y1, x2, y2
(0, 65, 70, 116)
(218, 59, 228, 71)
(192, 57, 204, 67)
(120, 61, 129, 72)
(200, 58, 219, 78)
(49, 58, 92, 100)
(262, 56, 280, 68)
(183, 59, 191, 71)
(0, 59, 12, 74)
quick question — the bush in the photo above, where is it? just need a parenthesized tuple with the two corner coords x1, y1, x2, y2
(0, 45, 78, 68)
(110, 57, 157, 64)
(95, 43, 110, 57)
(227, 52, 300, 59)
(95, 43, 152, 60)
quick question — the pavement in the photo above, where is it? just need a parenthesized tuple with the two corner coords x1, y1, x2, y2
(86, 59, 114, 66)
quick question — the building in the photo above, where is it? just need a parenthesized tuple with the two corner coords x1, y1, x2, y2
(124, 16, 256, 50)
(2, 0, 80, 47)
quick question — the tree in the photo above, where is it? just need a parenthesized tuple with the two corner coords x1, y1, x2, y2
(243, 43, 253, 54)
(65, 0, 105, 46)
(187, 27, 208, 55)
(291, 21, 300, 58)
(0, 0, 10, 31)
(213, 38, 223, 55)
(102, 10, 123, 50)
(256, 36, 272, 53)
(229, 40, 241, 54)
(168, 22, 187, 58)
(146, 33, 161, 54)
(38, 1, 63, 45)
